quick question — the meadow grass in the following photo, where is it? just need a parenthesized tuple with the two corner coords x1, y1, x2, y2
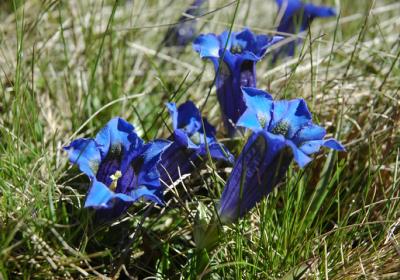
(0, 0, 399, 278)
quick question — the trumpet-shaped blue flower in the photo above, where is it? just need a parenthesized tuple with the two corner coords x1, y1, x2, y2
(193, 28, 282, 135)
(164, 0, 206, 47)
(159, 101, 234, 185)
(64, 118, 171, 219)
(274, 0, 336, 58)
(219, 87, 344, 221)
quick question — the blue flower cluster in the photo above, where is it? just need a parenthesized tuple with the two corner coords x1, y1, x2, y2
(219, 87, 344, 222)
(193, 29, 283, 136)
(159, 101, 234, 185)
(274, 0, 336, 60)
(193, 0, 336, 135)
(64, 118, 171, 219)
(65, 0, 343, 223)
(65, 105, 232, 219)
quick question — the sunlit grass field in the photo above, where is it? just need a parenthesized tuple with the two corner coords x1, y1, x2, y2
(1, 0, 399, 278)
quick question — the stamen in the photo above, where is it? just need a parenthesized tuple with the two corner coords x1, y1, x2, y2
(271, 121, 290, 136)
(109, 170, 122, 191)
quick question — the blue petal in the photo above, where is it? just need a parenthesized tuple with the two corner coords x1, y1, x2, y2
(219, 49, 240, 70)
(137, 140, 172, 188)
(64, 138, 101, 178)
(174, 128, 204, 150)
(116, 163, 136, 194)
(276, 0, 303, 18)
(214, 61, 240, 136)
(293, 123, 326, 144)
(84, 180, 136, 208)
(219, 131, 288, 222)
(177, 101, 202, 135)
(237, 87, 273, 131)
(242, 87, 273, 110)
(158, 144, 200, 184)
(265, 35, 286, 47)
(254, 35, 273, 53)
(234, 28, 256, 50)
(227, 29, 282, 61)
(128, 186, 165, 205)
(193, 33, 221, 58)
(270, 99, 312, 138)
(299, 138, 345, 155)
(218, 30, 233, 51)
(299, 140, 324, 155)
(238, 52, 262, 62)
(276, 0, 307, 36)
(173, 129, 191, 148)
(198, 142, 235, 163)
(323, 138, 345, 151)
(237, 31, 284, 58)
(304, 4, 336, 18)
(142, 140, 173, 166)
(264, 131, 289, 161)
(286, 140, 312, 168)
(95, 117, 137, 159)
(288, 99, 313, 138)
(274, 1, 335, 61)
(166, 102, 178, 130)
(121, 129, 145, 172)
(294, 99, 312, 117)
(258, 35, 285, 55)
(237, 111, 263, 131)
(167, 101, 202, 135)
(270, 100, 292, 125)
(85, 180, 164, 210)
(169, 100, 217, 138)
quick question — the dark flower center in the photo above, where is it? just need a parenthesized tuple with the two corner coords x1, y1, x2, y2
(190, 132, 202, 145)
(95, 148, 145, 194)
(96, 156, 120, 187)
(230, 44, 243, 54)
(239, 61, 256, 87)
(271, 121, 290, 137)
(131, 156, 144, 175)
(115, 157, 144, 195)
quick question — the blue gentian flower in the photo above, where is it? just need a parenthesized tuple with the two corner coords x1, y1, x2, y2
(274, 0, 336, 58)
(193, 28, 283, 136)
(64, 118, 171, 220)
(159, 101, 234, 185)
(218, 87, 345, 222)
(164, 0, 206, 47)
